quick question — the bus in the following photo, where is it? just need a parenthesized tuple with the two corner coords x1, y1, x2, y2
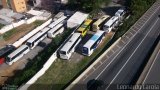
(103, 16, 119, 32)
(48, 16, 67, 28)
(0, 45, 15, 64)
(6, 45, 30, 65)
(26, 27, 50, 49)
(59, 33, 82, 60)
(47, 23, 64, 38)
(92, 15, 110, 32)
(77, 19, 92, 37)
(82, 30, 105, 56)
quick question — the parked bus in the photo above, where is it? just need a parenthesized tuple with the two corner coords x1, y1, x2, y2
(77, 19, 92, 37)
(47, 23, 64, 38)
(6, 45, 30, 65)
(0, 45, 15, 64)
(26, 27, 50, 49)
(103, 16, 119, 32)
(48, 16, 67, 28)
(59, 33, 82, 60)
(92, 15, 110, 32)
(82, 30, 105, 56)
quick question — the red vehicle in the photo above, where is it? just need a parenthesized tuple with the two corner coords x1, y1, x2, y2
(0, 45, 15, 65)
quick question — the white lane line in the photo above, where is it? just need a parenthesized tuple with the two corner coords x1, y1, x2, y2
(129, 32, 133, 35)
(142, 50, 160, 85)
(106, 18, 160, 90)
(116, 45, 121, 48)
(83, 2, 160, 83)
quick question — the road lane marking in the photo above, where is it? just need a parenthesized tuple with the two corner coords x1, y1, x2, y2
(94, 4, 160, 84)
(106, 18, 160, 90)
(77, 2, 160, 85)
(142, 50, 160, 85)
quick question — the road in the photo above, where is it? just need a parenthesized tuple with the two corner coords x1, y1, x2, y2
(141, 41, 160, 85)
(69, 1, 160, 90)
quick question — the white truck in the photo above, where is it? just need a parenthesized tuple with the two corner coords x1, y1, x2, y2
(115, 8, 126, 21)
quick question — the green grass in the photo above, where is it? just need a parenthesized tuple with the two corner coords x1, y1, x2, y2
(0, 20, 44, 40)
(29, 32, 114, 90)
(29, 0, 156, 90)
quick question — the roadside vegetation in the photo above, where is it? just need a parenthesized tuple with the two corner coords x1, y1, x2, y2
(0, 20, 44, 41)
(68, 0, 111, 12)
(4, 0, 156, 90)
(113, 0, 156, 40)
(5, 28, 73, 87)
(29, 32, 114, 90)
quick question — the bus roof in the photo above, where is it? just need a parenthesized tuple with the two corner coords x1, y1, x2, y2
(77, 19, 92, 32)
(48, 16, 66, 28)
(83, 30, 105, 48)
(60, 33, 81, 52)
(48, 23, 63, 34)
(93, 15, 110, 25)
(8, 45, 28, 58)
(27, 27, 50, 43)
(104, 16, 118, 27)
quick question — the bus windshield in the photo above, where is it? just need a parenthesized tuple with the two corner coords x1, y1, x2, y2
(60, 51, 66, 55)
(82, 47, 88, 55)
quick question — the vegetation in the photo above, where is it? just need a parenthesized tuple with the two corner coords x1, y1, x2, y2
(5, 28, 73, 87)
(0, 23, 4, 29)
(113, 0, 156, 40)
(29, 32, 114, 90)
(4, 0, 156, 90)
(0, 20, 44, 40)
(68, 0, 111, 12)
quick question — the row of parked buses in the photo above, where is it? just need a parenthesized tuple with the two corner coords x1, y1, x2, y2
(59, 8, 127, 60)
(0, 8, 127, 64)
(0, 15, 67, 65)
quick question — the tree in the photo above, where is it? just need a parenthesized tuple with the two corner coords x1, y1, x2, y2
(41, 0, 56, 12)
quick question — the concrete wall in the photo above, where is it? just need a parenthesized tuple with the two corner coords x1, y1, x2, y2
(0, 15, 50, 34)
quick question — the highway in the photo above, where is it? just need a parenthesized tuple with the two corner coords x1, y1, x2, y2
(69, 1, 160, 90)
(141, 41, 160, 85)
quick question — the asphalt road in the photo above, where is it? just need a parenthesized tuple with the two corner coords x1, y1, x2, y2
(142, 43, 160, 85)
(69, 1, 160, 90)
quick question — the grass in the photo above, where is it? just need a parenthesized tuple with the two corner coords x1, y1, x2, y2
(29, 0, 156, 90)
(29, 32, 114, 90)
(0, 20, 44, 40)
(0, 23, 4, 29)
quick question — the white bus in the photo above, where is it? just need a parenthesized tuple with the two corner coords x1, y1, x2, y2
(47, 23, 64, 38)
(59, 33, 82, 60)
(103, 16, 119, 32)
(26, 27, 50, 49)
(82, 30, 105, 56)
(6, 45, 30, 65)
(92, 15, 110, 32)
(48, 16, 67, 28)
